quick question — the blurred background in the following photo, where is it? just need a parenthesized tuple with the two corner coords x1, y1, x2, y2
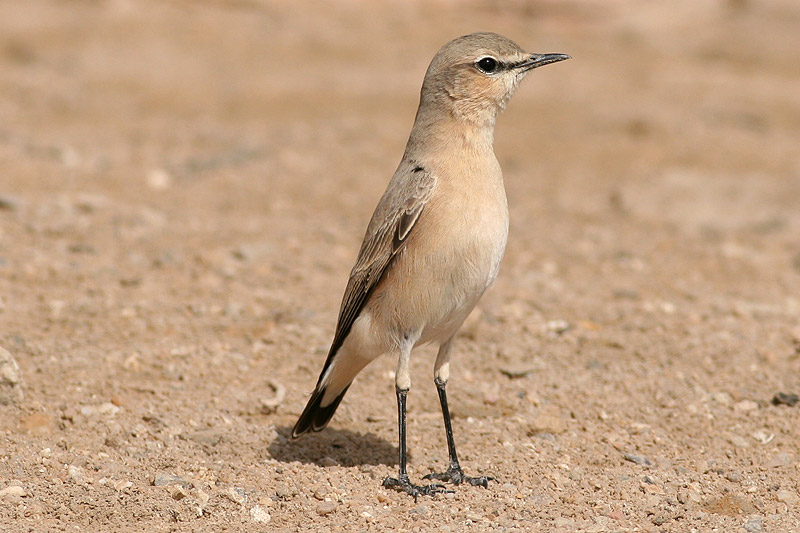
(3, 1, 799, 224)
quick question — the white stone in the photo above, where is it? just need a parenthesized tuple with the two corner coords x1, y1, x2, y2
(0, 486, 26, 498)
(250, 505, 271, 523)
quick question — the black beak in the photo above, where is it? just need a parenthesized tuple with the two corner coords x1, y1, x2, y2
(516, 53, 571, 72)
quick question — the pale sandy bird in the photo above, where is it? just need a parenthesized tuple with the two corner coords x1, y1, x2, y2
(292, 32, 569, 498)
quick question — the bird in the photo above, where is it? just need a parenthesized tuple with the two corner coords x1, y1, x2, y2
(292, 32, 570, 499)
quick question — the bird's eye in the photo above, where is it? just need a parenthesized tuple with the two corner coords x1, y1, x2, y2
(476, 57, 499, 74)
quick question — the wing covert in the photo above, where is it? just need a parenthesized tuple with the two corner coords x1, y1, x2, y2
(314, 164, 436, 386)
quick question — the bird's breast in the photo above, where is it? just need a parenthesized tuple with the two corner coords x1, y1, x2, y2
(386, 172, 509, 343)
(436, 163, 509, 274)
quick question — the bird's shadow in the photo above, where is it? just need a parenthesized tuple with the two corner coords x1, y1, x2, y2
(268, 426, 401, 467)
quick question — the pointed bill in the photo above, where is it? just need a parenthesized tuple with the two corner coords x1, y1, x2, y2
(515, 53, 571, 72)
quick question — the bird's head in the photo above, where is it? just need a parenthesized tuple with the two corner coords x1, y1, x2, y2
(420, 32, 570, 127)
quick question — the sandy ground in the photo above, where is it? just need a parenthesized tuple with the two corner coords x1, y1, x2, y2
(2, 0, 800, 531)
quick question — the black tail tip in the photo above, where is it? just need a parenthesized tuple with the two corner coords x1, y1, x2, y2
(291, 385, 350, 439)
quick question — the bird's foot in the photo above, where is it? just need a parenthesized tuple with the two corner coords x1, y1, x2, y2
(382, 474, 452, 501)
(423, 465, 493, 488)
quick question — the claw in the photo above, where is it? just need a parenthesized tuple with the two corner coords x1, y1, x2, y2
(382, 474, 452, 501)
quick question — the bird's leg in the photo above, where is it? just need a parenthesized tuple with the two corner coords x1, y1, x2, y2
(424, 339, 493, 487)
(382, 387, 450, 500)
(383, 339, 449, 499)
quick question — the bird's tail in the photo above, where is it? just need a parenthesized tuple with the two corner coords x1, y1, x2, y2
(291, 384, 351, 438)
(292, 341, 375, 438)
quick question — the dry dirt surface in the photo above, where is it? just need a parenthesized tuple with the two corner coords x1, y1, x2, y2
(2, 1, 800, 531)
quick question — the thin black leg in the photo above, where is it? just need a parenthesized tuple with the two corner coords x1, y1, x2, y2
(423, 378, 493, 488)
(382, 387, 449, 500)
(396, 387, 409, 478)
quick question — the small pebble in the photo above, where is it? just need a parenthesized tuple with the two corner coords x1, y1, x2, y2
(766, 452, 793, 468)
(182, 429, 223, 447)
(259, 379, 286, 414)
(733, 400, 759, 412)
(98, 402, 121, 415)
(0, 485, 26, 499)
(725, 471, 743, 483)
(751, 430, 774, 444)
(527, 414, 566, 435)
(80, 402, 121, 417)
(153, 474, 191, 489)
(651, 514, 669, 526)
(623, 453, 653, 466)
(316, 501, 337, 515)
(499, 364, 538, 379)
(775, 490, 799, 506)
(226, 486, 248, 505)
(727, 434, 750, 448)
(411, 504, 429, 515)
(544, 320, 572, 335)
(274, 484, 292, 499)
(0, 347, 24, 405)
(772, 392, 799, 407)
(0, 195, 20, 210)
(710, 392, 732, 405)
(146, 168, 172, 190)
(67, 465, 86, 483)
(250, 505, 271, 523)
(194, 489, 209, 507)
(678, 487, 703, 504)
(743, 516, 763, 532)
(257, 496, 274, 507)
(529, 493, 554, 506)
(640, 481, 664, 495)
(113, 480, 133, 491)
